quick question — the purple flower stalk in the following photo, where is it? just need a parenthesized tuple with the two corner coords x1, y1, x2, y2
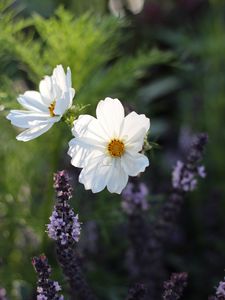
(162, 272, 188, 300)
(125, 133, 208, 300)
(32, 254, 64, 300)
(122, 182, 149, 215)
(155, 133, 208, 242)
(47, 170, 96, 300)
(172, 133, 208, 192)
(47, 170, 81, 246)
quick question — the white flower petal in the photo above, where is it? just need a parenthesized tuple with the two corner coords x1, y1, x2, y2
(66, 68, 75, 107)
(73, 115, 108, 142)
(52, 67, 74, 115)
(66, 67, 72, 88)
(122, 111, 150, 151)
(54, 93, 70, 115)
(121, 152, 149, 176)
(68, 115, 107, 168)
(109, 0, 125, 17)
(122, 111, 150, 137)
(96, 97, 125, 137)
(52, 65, 67, 92)
(70, 87, 75, 101)
(126, 0, 145, 14)
(39, 76, 55, 105)
(28, 116, 61, 126)
(7, 110, 51, 128)
(68, 138, 103, 168)
(125, 127, 147, 153)
(72, 114, 94, 137)
(79, 153, 111, 193)
(17, 91, 48, 112)
(16, 123, 54, 142)
(107, 159, 128, 194)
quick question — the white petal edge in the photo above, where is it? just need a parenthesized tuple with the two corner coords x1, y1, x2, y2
(16, 123, 54, 142)
(121, 152, 149, 176)
(17, 91, 48, 112)
(125, 127, 147, 153)
(106, 159, 129, 194)
(39, 76, 54, 105)
(54, 92, 71, 115)
(121, 111, 150, 152)
(7, 110, 51, 128)
(66, 67, 72, 88)
(52, 65, 67, 92)
(121, 111, 150, 139)
(72, 114, 109, 142)
(96, 97, 125, 137)
(66, 67, 75, 107)
(68, 138, 104, 168)
(79, 152, 111, 193)
(28, 116, 61, 126)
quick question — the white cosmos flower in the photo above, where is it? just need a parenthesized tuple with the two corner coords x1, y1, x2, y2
(68, 97, 150, 194)
(7, 65, 75, 141)
(109, 0, 145, 17)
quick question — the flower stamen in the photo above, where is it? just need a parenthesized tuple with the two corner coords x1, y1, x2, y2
(108, 139, 125, 157)
(48, 100, 56, 117)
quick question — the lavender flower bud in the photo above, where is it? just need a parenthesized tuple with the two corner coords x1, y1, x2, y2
(47, 205, 81, 245)
(188, 133, 208, 163)
(122, 182, 149, 215)
(47, 171, 81, 246)
(172, 161, 185, 189)
(53, 170, 73, 202)
(172, 161, 198, 192)
(125, 283, 147, 300)
(197, 165, 206, 178)
(216, 280, 225, 299)
(172, 133, 208, 192)
(163, 272, 188, 300)
(32, 254, 64, 300)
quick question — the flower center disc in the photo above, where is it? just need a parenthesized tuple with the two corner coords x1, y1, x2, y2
(48, 100, 56, 117)
(108, 139, 125, 157)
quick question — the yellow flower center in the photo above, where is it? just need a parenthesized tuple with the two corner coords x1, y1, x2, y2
(108, 139, 125, 157)
(48, 100, 56, 117)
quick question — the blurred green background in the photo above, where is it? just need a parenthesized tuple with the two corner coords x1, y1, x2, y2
(0, 0, 225, 299)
